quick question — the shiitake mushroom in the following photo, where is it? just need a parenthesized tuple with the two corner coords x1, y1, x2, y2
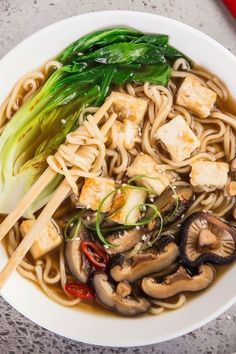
(233, 205, 236, 220)
(147, 185, 194, 230)
(109, 238, 179, 283)
(93, 271, 150, 316)
(65, 225, 92, 283)
(179, 212, 236, 267)
(142, 264, 215, 299)
(106, 227, 148, 255)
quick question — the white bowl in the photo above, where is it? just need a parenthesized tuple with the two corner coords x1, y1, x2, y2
(0, 11, 236, 347)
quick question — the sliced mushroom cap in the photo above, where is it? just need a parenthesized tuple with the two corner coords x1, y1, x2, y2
(233, 206, 236, 220)
(142, 264, 214, 299)
(93, 271, 150, 316)
(180, 212, 236, 267)
(106, 227, 147, 254)
(110, 242, 179, 282)
(150, 185, 194, 228)
(149, 261, 180, 279)
(65, 225, 92, 283)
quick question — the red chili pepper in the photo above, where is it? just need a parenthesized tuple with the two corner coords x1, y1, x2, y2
(81, 241, 109, 269)
(223, 0, 236, 18)
(65, 282, 95, 300)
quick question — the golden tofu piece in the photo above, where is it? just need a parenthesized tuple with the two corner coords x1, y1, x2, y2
(190, 161, 229, 192)
(127, 154, 172, 195)
(110, 92, 148, 124)
(79, 177, 115, 212)
(20, 220, 62, 260)
(109, 187, 147, 225)
(109, 119, 139, 149)
(156, 116, 200, 162)
(176, 76, 217, 118)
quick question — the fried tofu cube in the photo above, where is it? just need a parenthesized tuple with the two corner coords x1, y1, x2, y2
(127, 154, 172, 196)
(176, 76, 217, 118)
(109, 119, 139, 149)
(79, 177, 115, 212)
(20, 220, 62, 260)
(110, 92, 148, 125)
(156, 116, 200, 162)
(190, 161, 229, 191)
(109, 187, 147, 225)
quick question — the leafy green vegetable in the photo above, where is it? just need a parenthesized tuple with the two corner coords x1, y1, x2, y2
(133, 63, 172, 85)
(166, 45, 193, 66)
(111, 63, 172, 86)
(75, 41, 170, 66)
(133, 34, 168, 48)
(0, 27, 192, 218)
(95, 65, 117, 105)
(0, 84, 100, 217)
(132, 34, 169, 64)
(58, 28, 142, 65)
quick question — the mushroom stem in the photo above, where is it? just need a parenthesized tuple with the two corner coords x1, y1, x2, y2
(116, 282, 131, 298)
(180, 212, 236, 267)
(93, 271, 150, 316)
(198, 229, 218, 249)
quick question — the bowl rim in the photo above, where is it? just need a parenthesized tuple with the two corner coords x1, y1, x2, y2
(1, 10, 236, 66)
(0, 10, 236, 347)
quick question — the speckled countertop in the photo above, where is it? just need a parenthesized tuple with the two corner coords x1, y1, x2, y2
(0, 0, 236, 353)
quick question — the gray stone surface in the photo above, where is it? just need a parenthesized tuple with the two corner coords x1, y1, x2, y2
(0, 0, 236, 353)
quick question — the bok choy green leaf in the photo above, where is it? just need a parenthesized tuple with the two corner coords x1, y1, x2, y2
(0, 27, 193, 218)
(58, 28, 142, 65)
(75, 42, 167, 65)
(0, 84, 100, 218)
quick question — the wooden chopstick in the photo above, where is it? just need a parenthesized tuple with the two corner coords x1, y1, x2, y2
(0, 98, 114, 289)
(0, 168, 55, 242)
(0, 177, 72, 288)
(0, 97, 114, 244)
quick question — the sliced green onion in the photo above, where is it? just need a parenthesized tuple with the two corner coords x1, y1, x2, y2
(163, 184, 179, 224)
(149, 212, 164, 246)
(141, 211, 164, 251)
(96, 188, 120, 247)
(94, 180, 177, 247)
(127, 174, 165, 193)
(95, 185, 152, 246)
(128, 174, 179, 224)
(64, 214, 82, 241)
(87, 223, 132, 233)
(124, 203, 160, 226)
(108, 188, 127, 217)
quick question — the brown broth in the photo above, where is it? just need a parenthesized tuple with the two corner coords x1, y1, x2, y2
(183, 263, 235, 306)
(193, 64, 236, 115)
(217, 93, 236, 116)
(1, 64, 236, 317)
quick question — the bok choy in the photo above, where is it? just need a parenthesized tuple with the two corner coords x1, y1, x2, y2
(0, 27, 192, 218)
